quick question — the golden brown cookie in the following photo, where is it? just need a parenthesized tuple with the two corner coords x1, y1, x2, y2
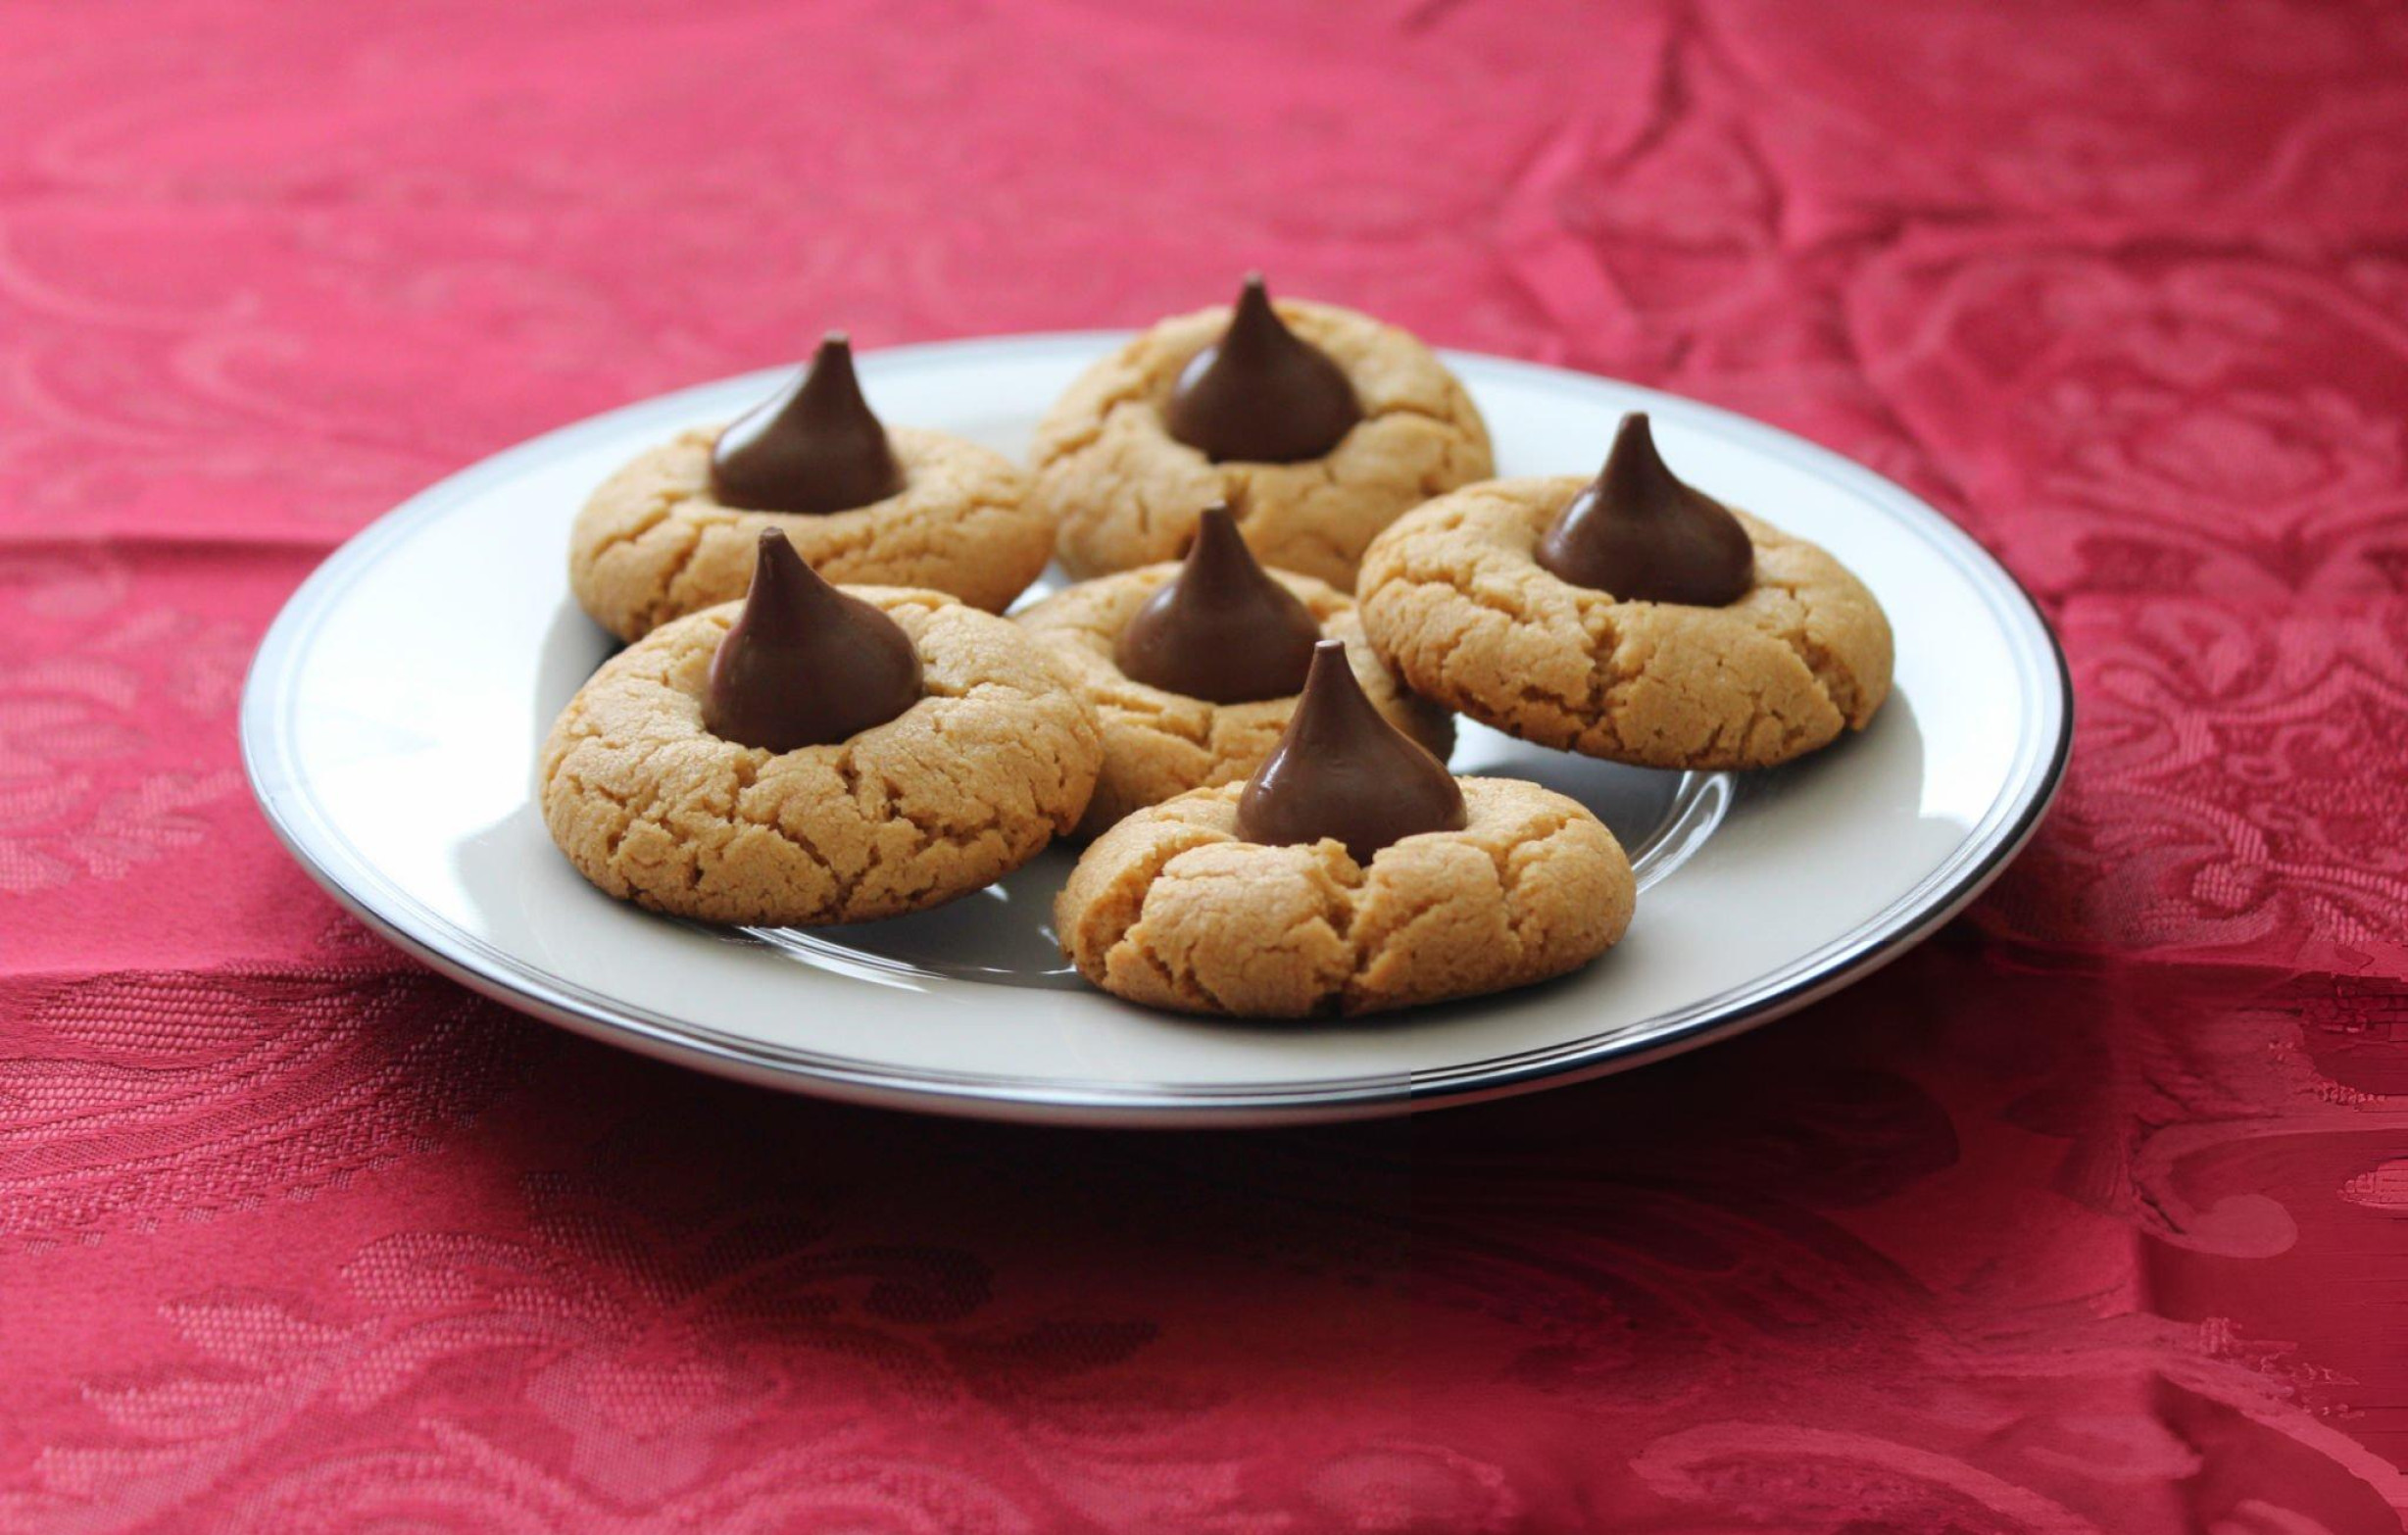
(540, 587, 1102, 924)
(1015, 565, 1452, 837)
(1055, 778, 1634, 1018)
(1356, 478, 1893, 770)
(1029, 299, 1494, 588)
(569, 426, 1053, 642)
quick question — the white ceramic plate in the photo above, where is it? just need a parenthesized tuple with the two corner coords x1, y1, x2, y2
(242, 333, 2069, 1127)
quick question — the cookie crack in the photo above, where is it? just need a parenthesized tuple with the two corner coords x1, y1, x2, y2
(729, 796, 842, 890)
(582, 483, 700, 569)
(1098, 692, 1213, 747)
(1770, 613, 1859, 726)
(633, 516, 714, 635)
(1380, 572, 1595, 719)
(1485, 814, 1572, 955)
(1087, 829, 1228, 974)
(1367, 400, 1477, 435)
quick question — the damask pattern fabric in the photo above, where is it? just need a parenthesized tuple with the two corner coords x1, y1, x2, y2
(2, 1, 2404, 1529)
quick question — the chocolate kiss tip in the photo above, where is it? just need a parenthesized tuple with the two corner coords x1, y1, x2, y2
(1534, 411, 1754, 607)
(1114, 504, 1321, 705)
(1234, 639, 1465, 865)
(708, 330, 902, 516)
(1615, 411, 1655, 460)
(702, 531, 921, 754)
(1602, 411, 1674, 487)
(747, 525, 824, 601)
(1185, 502, 1250, 565)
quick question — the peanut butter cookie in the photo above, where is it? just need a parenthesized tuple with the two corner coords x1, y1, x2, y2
(1055, 778, 1634, 1018)
(569, 337, 1052, 641)
(1030, 286, 1493, 588)
(570, 427, 1050, 642)
(1357, 477, 1892, 771)
(541, 587, 1102, 925)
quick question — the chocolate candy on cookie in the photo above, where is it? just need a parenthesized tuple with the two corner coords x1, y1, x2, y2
(1357, 412, 1893, 771)
(542, 530, 1101, 925)
(1017, 507, 1451, 837)
(1162, 273, 1361, 465)
(569, 333, 1055, 640)
(1536, 414, 1754, 607)
(703, 530, 923, 751)
(1114, 504, 1321, 705)
(1029, 276, 1494, 589)
(1235, 639, 1466, 864)
(1056, 641, 1634, 1018)
(709, 333, 905, 515)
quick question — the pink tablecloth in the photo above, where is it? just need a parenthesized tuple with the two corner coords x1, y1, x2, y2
(4, 2, 2405, 1529)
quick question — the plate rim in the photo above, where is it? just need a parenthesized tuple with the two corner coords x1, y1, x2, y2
(240, 330, 2074, 1127)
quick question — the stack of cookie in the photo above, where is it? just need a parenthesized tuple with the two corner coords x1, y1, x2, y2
(541, 279, 1892, 1020)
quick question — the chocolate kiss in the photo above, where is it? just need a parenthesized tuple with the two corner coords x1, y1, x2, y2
(1236, 639, 1466, 865)
(1535, 413, 1754, 606)
(1115, 505, 1322, 704)
(1164, 273, 1362, 464)
(703, 530, 922, 752)
(710, 332, 905, 515)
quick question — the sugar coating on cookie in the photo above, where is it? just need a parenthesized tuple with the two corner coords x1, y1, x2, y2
(1016, 565, 1452, 837)
(1029, 299, 1494, 589)
(1357, 478, 1893, 770)
(541, 587, 1102, 925)
(569, 426, 1053, 641)
(1055, 778, 1634, 1018)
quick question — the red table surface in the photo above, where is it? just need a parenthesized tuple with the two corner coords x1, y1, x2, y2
(3, 1, 2405, 1530)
